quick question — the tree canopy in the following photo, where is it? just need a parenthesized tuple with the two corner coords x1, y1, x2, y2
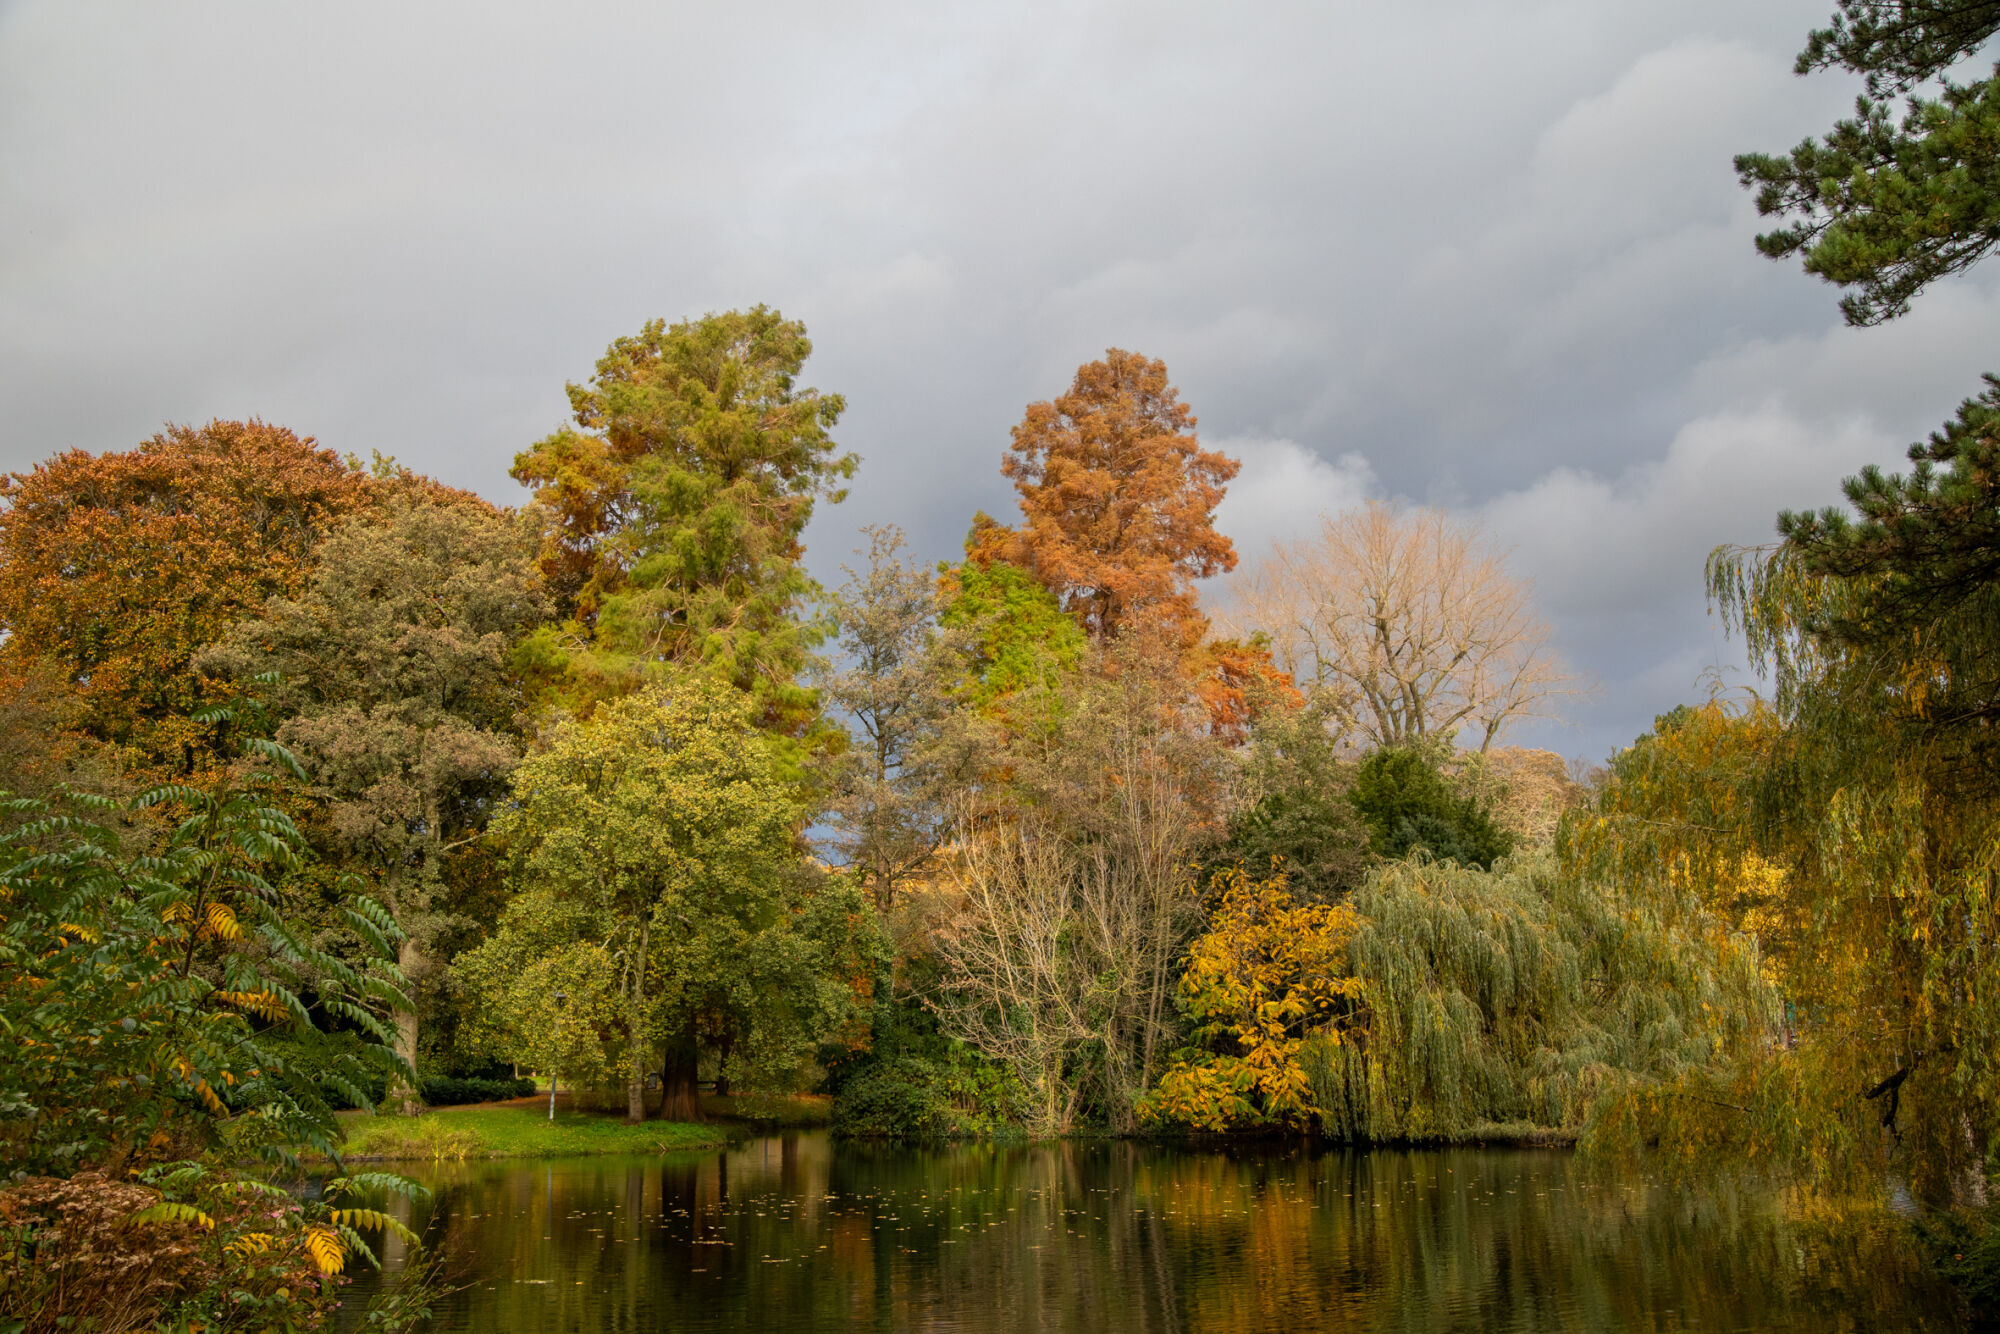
(200, 494, 550, 1091)
(0, 421, 379, 775)
(464, 676, 858, 1122)
(511, 308, 853, 728)
(985, 349, 1238, 646)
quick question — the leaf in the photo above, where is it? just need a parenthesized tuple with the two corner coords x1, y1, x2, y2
(305, 1226, 345, 1275)
(331, 1208, 422, 1246)
(126, 1202, 215, 1230)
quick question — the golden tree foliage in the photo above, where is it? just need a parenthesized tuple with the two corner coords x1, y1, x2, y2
(1141, 868, 1364, 1132)
(1566, 665, 2000, 1205)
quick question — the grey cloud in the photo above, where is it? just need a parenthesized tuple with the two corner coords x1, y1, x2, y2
(3, 0, 1989, 762)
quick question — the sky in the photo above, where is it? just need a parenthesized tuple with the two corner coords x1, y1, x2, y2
(6, 0, 2000, 763)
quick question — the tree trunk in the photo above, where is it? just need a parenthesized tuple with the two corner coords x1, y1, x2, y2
(714, 1029, 735, 1099)
(392, 937, 424, 1116)
(626, 922, 651, 1124)
(657, 1012, 703, 1122)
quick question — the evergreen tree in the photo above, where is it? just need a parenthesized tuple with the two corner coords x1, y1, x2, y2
(1350, 746, 1514, 871)
(510, 308, 853, 730)
(1739, 3, 2000, 324)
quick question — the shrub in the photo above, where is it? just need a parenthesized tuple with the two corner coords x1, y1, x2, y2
(419, 1076, 535, 1106)
(1350, 746, 1513, 870)
(833, 1057, 955, 1138)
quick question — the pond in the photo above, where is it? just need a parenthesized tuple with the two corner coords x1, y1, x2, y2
(341, 1131, 1963, 1332)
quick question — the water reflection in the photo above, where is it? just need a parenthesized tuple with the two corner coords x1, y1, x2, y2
(342, 1133, 1960, 1332)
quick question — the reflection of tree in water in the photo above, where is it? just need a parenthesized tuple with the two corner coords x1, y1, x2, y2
(340, 1136, 1956, 1333)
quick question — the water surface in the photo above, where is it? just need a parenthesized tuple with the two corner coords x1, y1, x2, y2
(346, 1131, 1961, 1332)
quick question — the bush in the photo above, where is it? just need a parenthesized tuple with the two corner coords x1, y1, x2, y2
(419, 1076, 535, 1106)
(833, 1057, 955, 1138)
(832, 1050, 1024, 1138)
(1350, 746, 1513, 870)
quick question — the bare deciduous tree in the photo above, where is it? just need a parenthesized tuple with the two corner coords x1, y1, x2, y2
(1235, 501, 1580, 752)
(929, 640, 1220, 1133)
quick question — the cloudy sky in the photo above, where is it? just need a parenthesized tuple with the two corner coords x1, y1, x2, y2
(6, 1, 1998, 762)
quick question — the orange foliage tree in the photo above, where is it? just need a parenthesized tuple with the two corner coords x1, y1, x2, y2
(0, 421, 378, 776)
(993, 349, 1239, 647)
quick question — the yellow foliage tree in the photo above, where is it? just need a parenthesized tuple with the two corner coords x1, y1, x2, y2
(1141, 868, 1363, 1131)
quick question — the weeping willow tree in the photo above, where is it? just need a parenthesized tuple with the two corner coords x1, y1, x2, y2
(1558, 522, 1994, 1208)
(1304, 852, 1774, 1143)
(1557, 380, 2000, 1211)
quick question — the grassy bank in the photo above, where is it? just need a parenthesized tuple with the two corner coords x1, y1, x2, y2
(335, 1103, 735, 1161)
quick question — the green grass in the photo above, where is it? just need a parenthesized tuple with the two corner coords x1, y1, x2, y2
(335, 1105, 736, 1161)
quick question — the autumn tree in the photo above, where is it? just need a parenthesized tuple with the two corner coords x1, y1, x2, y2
(1237, 501, 1579, 753)
(986, 350, 1238, 647)
(931, 641, 1229, 1133)
(1139, 867, 1364, 1132)
(1589, 379, 2000, 1204)
(0, 421, 375, 777)
(510, 308, 853, 727)
(199, 495, 550, 1099)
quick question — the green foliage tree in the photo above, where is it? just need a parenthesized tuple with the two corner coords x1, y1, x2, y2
(820, 526, 967, 908)
(1213, 689, 1370, 902)
(935, 529, 1088, 746)
(465, 676, 859, 1122)
(1349, 746, 1514, 870)
(1309, 853, 1775, 1143)
(510, 308, 854, 730)
(1738, 3, 2000, 324)
(0, 711, 410, 1176)
(199, 496, 550, 1100)
(0, 702, 426, 1319)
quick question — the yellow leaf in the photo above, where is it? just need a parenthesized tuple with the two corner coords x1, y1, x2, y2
(202, 901, 243, 942)
(305, 1226, 345, 1276)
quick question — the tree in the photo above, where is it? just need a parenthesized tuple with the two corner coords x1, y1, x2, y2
(930, 641, 1228, 1132)
(1211, 688, 1371, 902)
(482, 677, 836, 1122)
(1236, 501, 1578, 752)
(0, 711, 428, 1322)
(937, 530, 1089, 714)
(0, 421, 376, 777)
(1350, 746, 1515, 871)
(820, 526, 965, 908)
(510, 308, 853, 728)
(1628, 393, 2000, 1205)
(199, 495, 550, 1101)
(1738, 3, 2000, 324)
(987, 350, 1238, 646)
(1139, 867, 1364, 1132)
(1311, 852, 1774, 1144)
(0, 721, 411, 1179)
